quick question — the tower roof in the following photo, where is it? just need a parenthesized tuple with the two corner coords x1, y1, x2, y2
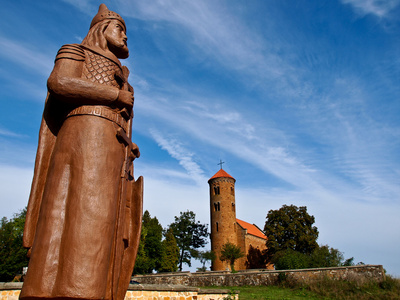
(208, 168, 235, 182)
(236, 219, 267, 240)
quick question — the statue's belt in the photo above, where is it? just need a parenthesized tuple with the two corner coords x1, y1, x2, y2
(67, 105, 128, 132)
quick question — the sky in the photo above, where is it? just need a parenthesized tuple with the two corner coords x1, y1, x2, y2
(1, 0, 399, 275)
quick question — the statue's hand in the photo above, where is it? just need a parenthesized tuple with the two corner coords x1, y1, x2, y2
(117, 90, 134, 110)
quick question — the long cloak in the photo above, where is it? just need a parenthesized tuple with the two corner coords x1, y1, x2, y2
(20, 44, 142, 300)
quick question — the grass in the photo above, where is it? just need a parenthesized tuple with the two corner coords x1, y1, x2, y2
(222, 285, 322, 300)
(201, 276, 400, 300)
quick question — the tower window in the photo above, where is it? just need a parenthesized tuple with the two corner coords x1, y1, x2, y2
(232, 202, 235, 212)
(217, 202, 220, 211)
(231, 187, 234, 195)
(214, 202, 220, 211)
(216, 222, 219, 232)
(213, 186, 220, 195)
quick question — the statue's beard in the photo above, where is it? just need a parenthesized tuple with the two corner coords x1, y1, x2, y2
(108, 40, 129, 59)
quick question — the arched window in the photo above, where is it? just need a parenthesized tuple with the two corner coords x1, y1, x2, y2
(213, 186, 220, 195)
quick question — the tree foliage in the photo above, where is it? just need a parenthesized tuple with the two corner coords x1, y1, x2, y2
(263, 205, 356, 270)
(133, 210, 163, 274)
(309, 245, 344, 268)
(219, 242, 245, 272)
(168, 210, 208, 271)
(264, 205, 319, 263)
(273, 245, 352, 270)
(196, 250, 216, 271)
(273, 249, 311, 270)
(158, 228, 180, 273)
(0, 208, 29, 282)
(133, 225, 150, 274)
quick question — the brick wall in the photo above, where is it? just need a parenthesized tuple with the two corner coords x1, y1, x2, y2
(209, 177, 237, 271)
(133, 265, 385, 286)
(0, 283, 237, 300)
(235, 233, 269, 270)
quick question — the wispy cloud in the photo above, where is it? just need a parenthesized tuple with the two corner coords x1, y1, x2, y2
(0, 128, 26, 138)
(0, 36, 53, 76)
(119, 0, 308, 97)
(10, 0, 399, 276)
(341, 0, 400, 18)
(139, 92, 325, 193)
(60, 0, 96, 16)
(149, 129, 206, 185)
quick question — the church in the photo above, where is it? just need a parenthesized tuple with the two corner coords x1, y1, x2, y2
(208, 168, 272, 271)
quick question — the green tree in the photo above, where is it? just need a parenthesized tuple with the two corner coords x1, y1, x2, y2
(133, 210, 163, 274)
(169, 210, 208, 271)
(219, 242, 245, 272)
(142, 211, 163, 272)
(158, 228, 180, 272)
(273, 248, 311, 270)
(342, 257, 355, 266)
(264, 205, 318, 264)
(309, 245, 344, 268)
(196, 250, 216, 271)
(133, 225, 151, 274)
(273, 245, 353, 270)
(0, 208, 29, 282)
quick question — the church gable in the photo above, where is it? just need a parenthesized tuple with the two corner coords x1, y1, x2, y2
(236, 218, 267, 240)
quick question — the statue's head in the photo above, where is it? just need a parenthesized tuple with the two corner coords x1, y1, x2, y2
(82, 4, 129, 59)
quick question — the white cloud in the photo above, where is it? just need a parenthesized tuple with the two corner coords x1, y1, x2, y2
(139, 173, 210, 228)
(341, 0, 400, 18)
(60, 0, 96, 16)
(138, 91, 324, 191)
(0, 165, 33, 219)
(0, 36, 53, 76)
(119, 0, 303, 96)
(0, 128, 26, 138)
(149, 129, 207, 185)
(19, 0, 400, 276)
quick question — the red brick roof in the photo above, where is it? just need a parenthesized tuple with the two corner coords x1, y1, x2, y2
(236, 219, 267, 240)
(208, 169, 235, 182)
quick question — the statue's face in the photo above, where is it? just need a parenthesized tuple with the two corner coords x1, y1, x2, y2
(104, 20, 129, 59)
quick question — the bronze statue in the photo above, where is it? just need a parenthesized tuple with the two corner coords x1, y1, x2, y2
(20, 4, 143, 300)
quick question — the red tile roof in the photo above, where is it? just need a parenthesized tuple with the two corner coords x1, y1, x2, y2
(236, 219, 267, 240)
(208, 169, 235, 182)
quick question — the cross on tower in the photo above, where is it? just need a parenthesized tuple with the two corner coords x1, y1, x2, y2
(217, 159, 225, 169)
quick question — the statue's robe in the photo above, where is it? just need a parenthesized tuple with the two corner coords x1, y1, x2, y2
(20, 44, 141, 300)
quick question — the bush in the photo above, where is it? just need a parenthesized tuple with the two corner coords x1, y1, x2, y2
(0, 209, 29, 282)
(273, 249, 310, 270)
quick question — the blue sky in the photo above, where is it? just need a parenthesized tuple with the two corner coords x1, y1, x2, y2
(1, 0, 399, 275)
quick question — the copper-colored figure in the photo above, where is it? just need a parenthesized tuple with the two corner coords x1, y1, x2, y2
(20, 4, 143, 300)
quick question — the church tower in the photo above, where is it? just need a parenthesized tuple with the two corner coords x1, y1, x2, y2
(208, 168, 237, 271)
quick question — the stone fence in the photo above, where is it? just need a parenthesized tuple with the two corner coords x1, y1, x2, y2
(133, 265, 385, 286)
(0, 283, 237, 300)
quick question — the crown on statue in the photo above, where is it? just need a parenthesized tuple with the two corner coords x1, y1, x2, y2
(90, 4, 126, 30)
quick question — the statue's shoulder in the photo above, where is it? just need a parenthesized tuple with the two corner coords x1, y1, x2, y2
(55, 44, 86, 62)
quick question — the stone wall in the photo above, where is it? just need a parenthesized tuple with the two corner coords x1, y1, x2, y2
(0, 283, 237, 300)
(133, 265, 385, 286)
